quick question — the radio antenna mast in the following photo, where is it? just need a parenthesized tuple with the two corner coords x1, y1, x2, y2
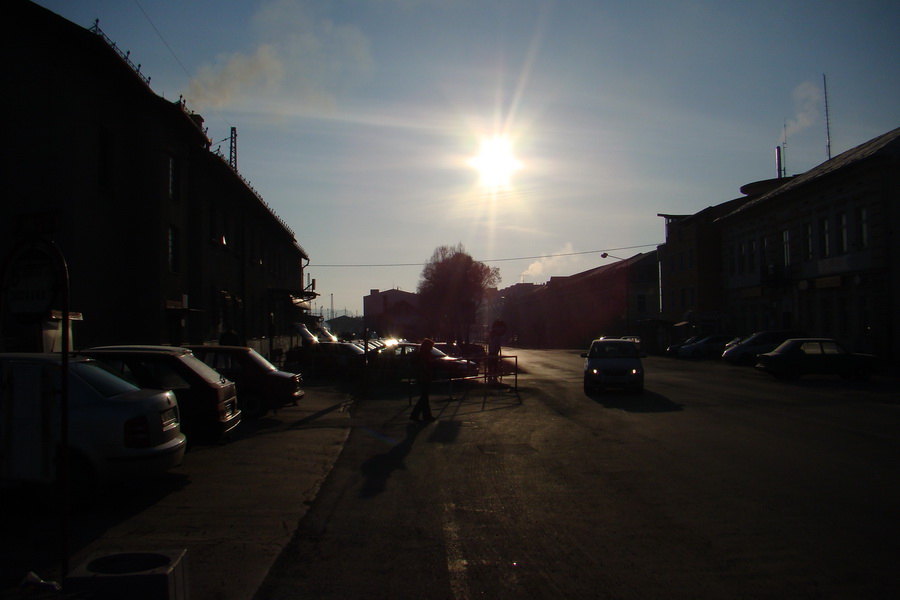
(782, 120, 788, 177)
(823, 74, 832, 160)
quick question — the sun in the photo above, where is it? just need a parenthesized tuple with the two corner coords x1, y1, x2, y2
(468, 136, 522, 189)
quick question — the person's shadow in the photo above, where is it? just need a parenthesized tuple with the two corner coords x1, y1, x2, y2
(358, 422, 424, 498)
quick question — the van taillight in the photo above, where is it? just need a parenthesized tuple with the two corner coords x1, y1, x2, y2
(124, 416, 151, 448)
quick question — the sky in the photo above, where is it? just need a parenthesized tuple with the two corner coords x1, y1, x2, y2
(33, 0, 900, 316)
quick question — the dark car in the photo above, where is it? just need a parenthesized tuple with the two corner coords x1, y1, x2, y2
(184, 346, 305, 418)
(677, 334, 737, 358)
(666, 335, 699, 355)
(374, 342, 478, 381)
(581, 338, 645, 394)
(722, 330, 807, 365)
(80, 346, 241, 443)
(308, 341, 367, 378)
(755, 338, 880, 380)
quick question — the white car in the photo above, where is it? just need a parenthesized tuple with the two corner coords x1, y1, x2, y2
(0, 353, 187, 499)
(581, 339, 645, 394)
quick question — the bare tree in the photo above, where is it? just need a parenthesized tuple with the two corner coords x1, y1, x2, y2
(417, 243, 500, 342)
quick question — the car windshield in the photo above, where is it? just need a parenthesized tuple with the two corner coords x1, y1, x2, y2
(71, 360, 141, 398)
(589, 343, 638, 359)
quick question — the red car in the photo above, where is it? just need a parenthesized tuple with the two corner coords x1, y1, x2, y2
(184, 346, 305, 418)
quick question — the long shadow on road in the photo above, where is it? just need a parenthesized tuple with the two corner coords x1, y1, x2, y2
(586, 389, 684, 413)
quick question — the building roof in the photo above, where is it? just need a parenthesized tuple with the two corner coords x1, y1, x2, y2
(719, 127, 900, 221)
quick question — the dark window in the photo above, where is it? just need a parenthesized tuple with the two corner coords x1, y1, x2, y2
(837, 212, 848, 254)
(168, 154, 180, 201)
(856, 207, 868, 249)
(819, 218, 830, 257)
(168, 225, 181, 273)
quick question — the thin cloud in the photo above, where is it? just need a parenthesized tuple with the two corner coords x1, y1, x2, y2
(521, 242, 579, 281)
(780, 80, 822, 143)
(186, 0, 374, 113)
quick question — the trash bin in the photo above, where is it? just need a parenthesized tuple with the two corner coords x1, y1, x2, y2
(64, 549, 189, 600)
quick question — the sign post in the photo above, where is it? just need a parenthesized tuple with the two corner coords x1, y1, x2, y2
(2, 238, 71, 577)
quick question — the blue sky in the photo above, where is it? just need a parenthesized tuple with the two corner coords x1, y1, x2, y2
(34, 1, 900, 316)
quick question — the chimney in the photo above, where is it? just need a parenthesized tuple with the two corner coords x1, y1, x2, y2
(775, 146, 783, 178)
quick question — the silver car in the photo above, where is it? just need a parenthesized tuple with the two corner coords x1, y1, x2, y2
(581, 339, 645, 394)
(0, 353, 186, 499)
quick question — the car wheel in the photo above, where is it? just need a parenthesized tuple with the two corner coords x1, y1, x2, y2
(241, 394, 267, 419)
(777, 367, 800, 380)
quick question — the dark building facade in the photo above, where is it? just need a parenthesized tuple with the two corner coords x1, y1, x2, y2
(657, 181, 787, 339)
(717, 128, 900, 359)
(1, 1, 313, 351)
(498, 252, 661, 350)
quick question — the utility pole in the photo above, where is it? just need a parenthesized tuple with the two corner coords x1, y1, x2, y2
(823, 74, 832, 160)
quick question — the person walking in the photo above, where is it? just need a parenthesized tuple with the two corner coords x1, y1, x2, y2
(410, 338, 436, 422)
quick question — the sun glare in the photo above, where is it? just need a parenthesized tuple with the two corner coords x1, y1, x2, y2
(468, 136, 522, 189)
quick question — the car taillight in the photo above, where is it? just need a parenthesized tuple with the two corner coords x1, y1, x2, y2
(124, 416, 152, 448)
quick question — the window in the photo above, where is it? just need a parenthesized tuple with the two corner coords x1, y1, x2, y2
(819, 218, 830, 257)
(782, 230, 791, 267)
(800, 341, 822, 355)
(803, 223, 813, 261)
(856, 207, 868, 249)
(168, 225, 181, 273)
(837, 212, 848, 254)
(167, 154, 180, 201)
(738, 242, 745, 273)
(98, 127, 114, 190)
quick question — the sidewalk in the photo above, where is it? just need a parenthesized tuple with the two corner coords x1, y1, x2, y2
(1, 384, 353, 600)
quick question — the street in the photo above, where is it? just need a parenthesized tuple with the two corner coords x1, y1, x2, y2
(256, 349, 900, 599)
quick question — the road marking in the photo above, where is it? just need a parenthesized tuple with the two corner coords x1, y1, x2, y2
(442, 502, 470, 600)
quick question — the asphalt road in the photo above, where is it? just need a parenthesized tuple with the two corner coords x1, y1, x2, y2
(255, 350, 900, 599)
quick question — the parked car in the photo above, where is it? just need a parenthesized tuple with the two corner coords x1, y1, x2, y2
(581, 338, 645, 394)
(0, 353, 186, 500)
(184, 346, 305, 418)
(722, 330, 807, 365)
(755, 338, 880, 380)
(666, 335, 699, 355)
(79, 346, 240, 443)
(374, 342, 478, 381)
(677, 334, 737, 358)
(435, 343, 487, 360)
(308, 341, 367, 377)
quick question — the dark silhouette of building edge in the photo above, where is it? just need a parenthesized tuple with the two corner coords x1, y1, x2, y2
(2, 1, 318, 353)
